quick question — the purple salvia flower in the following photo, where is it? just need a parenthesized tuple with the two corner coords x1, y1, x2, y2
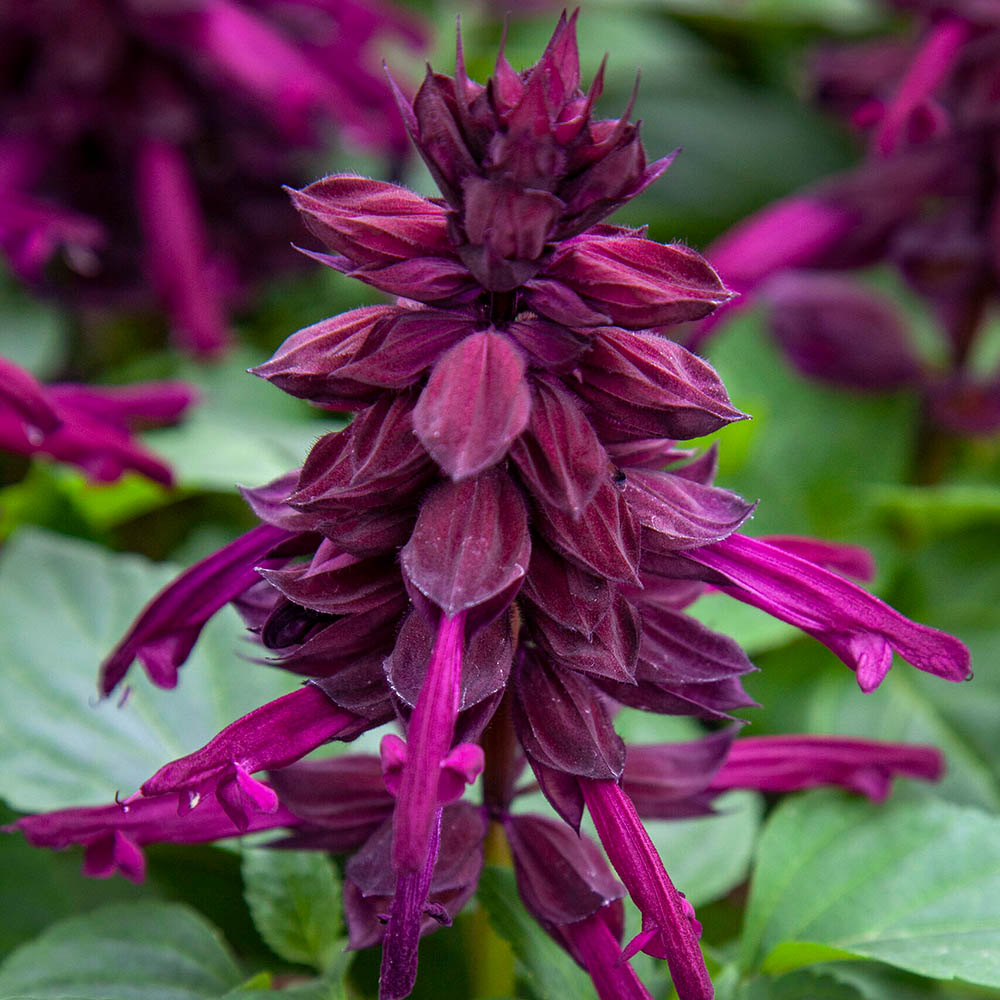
(563, 914, 657, 1000)
(0, 357, 197, 486)
(343, 801, 485, 991)
(580, 778, 713, 1000)
(871, 15, 972, 157)
(7, 789, 299, 884)
(708, 735, 944, 802)
(685, 534, 971, 692)
(621, 729, 944, 817)
(100, 523, 307, 694)
(139, 685, 369, 829)
(379, 809, 444, 1000)
(135, 138, 231, 356)
(381, 611, 482, 873)
(755, 534, 877, 581)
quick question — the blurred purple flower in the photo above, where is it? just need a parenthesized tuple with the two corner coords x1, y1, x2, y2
(0, 355, 196, 483)
(696, 2, 1000, 441)
(0, 0, 426, 355)
(7, 14, 972, 1000)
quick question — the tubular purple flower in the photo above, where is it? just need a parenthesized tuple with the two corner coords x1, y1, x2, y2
(0, 361, 197, 486)
(140, 685, 369, 829)
(387, 612, 476, 873)
(46, 382, 197, 430)
(99, 524, 306, 694)
(563, 914, 657, 1000)
(709, 734, 944, 802)
(873, 15, 971, 156)
(8, 788, 299, 884)
(344, 803, 485, 992)
(706, 195, 856, 295)
(758, 534, 876, 581)
(580, 778, 713, 1000)
(380, 810, 444, 1000)
(136, 139, 231, 357)
(686, 534, 971, 692)
(196, 0, 354, 141)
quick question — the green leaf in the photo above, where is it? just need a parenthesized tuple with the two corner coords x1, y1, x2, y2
(0, 273, 69, 376)
(687, 592, 799, 656)
(0, 528, 294, 811)
(743, 640, 1000, 812)
(761, 942, 865, 974)
(476, 867, 594, 1000)
(647, 791, 764, 908)
(140, 349, 339, 492)
(219, 964, 350, 1000)
(723, 967, 866, 1000)
(740, 790, 1000, 986)
(241, 849, 343, 972)
(703, 314, 917, 539)
(0, 902, 243, 999)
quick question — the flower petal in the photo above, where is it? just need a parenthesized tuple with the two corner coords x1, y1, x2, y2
(710, 734, 944, 802)
(514, 653, 625, 781)
(546, 235, 733, 329)
(99, 524, 300, 694)
(577, 328, 748, 440)
(581, 779, 713, 1000)
(686, 534, 971, 691)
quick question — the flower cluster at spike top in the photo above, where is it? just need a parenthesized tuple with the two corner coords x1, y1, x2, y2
(697, 0, 1000, 441)
(0, 0, 426, 356)
(9, 16, 973, 1000)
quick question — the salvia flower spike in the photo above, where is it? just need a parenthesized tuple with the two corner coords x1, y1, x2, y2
(9, 14, 971, 1000)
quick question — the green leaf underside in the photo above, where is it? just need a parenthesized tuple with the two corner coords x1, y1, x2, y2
(0, 902, 242, 1000)
(0, 528, 293, 812)
(241, 849, 343, 972)
(741, 790, 1000, 986)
